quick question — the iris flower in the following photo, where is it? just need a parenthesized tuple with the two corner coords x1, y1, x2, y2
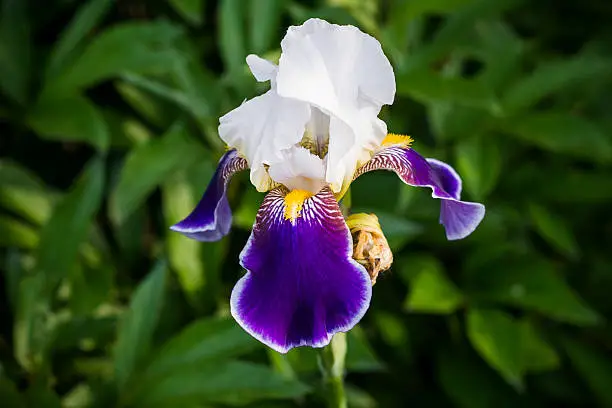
(171, 19, 485, 353)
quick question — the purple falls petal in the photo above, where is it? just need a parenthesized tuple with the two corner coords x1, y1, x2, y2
(230, 187, 372, 353)
(170, 149, 248, 241)
(356, 147, 485, 240)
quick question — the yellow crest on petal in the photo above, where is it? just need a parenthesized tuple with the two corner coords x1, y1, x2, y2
(284, 189, 313, 222)
(382, 133, 414, 147)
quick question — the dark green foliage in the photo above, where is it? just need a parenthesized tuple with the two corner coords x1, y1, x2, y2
(1, 0, 611, 406)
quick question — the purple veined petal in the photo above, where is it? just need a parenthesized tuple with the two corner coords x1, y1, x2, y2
(170, 149, 248, 241)
(355, 146, 485, 240)
(231, 187, 372, 353)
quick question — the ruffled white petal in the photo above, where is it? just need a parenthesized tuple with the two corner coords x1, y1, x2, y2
(275, 18, 395, 192)
(246, 54, 277, 83)
(218, 90, 310, 191)
(268, 146, 327, 194)
(218, 18, 396, 194)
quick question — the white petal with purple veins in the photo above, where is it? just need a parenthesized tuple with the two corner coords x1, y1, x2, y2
(356, 146, 485, 240)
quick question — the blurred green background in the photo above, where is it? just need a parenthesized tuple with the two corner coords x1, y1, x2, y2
(1, 0, 612, 406)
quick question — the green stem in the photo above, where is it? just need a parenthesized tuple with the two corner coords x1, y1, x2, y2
(318, 332, 348, 408)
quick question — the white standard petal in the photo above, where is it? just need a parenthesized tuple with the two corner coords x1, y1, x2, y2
(276, 18, 395, 115)
(275, 18, 395, 192)
(218, 90, 310, 191)
(268, 146, 327, 194)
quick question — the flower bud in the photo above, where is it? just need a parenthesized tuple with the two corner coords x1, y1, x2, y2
(346, 213, 393, 285)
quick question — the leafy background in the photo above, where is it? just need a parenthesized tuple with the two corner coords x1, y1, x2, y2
(1, 0, 612, 406)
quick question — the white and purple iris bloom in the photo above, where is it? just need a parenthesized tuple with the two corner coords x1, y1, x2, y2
(171, 19, 485, 353)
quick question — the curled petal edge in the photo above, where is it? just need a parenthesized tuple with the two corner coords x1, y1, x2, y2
(170, 149, 248, 241)
(355, 146, 485, 240)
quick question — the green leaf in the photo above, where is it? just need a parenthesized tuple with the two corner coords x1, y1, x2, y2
(520, 320, 559, 373)
(467, 257, 600, 325)
(110, 122, 204, 224)
(561, 336, 612, 407)
(287, 4, 359, 27)
(397, 0, 477, 21)
(352, 171, 400, 212)
(45, 21, 182, 94)
(69, 264, 114, 316)
(466, 308, 523, 389)
(0, 160, 45, 190)
(169, 44, 222, 123)
(0, 0, 30, 105)
(499, 113, 612, 163)
(62, 384, 95, 408)
(130, 361, 310, 406)
(168, 0, 204, 25)
(475, 21, 523, 91)
(52, 316, 116, 352)
(0, 377, 26, 408)
(36, 157, 105, 285)
(529, 204, 580, 260)
(538, 169, 612, 204)
(162, 172, 205, 309)
(332, 0, 378, 32)
(397, 69, 498, 109)
(74, 357, 114, 379)
(404, 257, 463, 314)
(23, 386, 61, 408)
(120, 67, 220, 131)
(4, 249, 22, 312)
(45, 0, 114, 78)
(219, 0, 246, 74)
(437, 349, 520, 408)
(103, 110, 153, 147)
(13, 273, 48, 372)
(249, 0, 283, 54)
(502, 56, 612, 114)
(401, 0, 521, 72)
(27, 94, 109, 151)
(115, 80, 175, 129)
(430, 105, 494, 141)
(380, 1, 424, 66)
(375, 211, 423, 250)
(0, 187, 53, 226)
(0, 161, 53, 226)
(345, 328, 384, 372)
(455, 135, 502, 199)
(114, 261, 167, 389)
(372, 312, 411, 355)
(345, 385, 377, 408)
(0, 216, 38, 249)
(143, 317, 261, 378)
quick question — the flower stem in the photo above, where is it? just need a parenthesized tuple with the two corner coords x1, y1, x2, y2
(318, 332, 348, 408)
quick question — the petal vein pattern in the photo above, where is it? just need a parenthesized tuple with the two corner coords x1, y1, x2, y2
(355, 146, 485, 240)
(231, 187, 372, 353)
